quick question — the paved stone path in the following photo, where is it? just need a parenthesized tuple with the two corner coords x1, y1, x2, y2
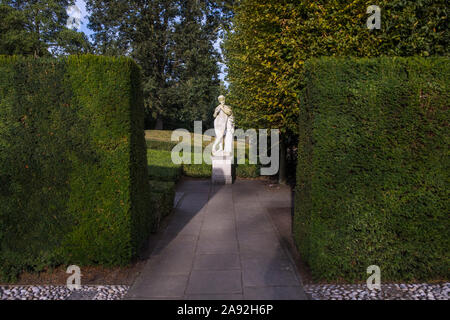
(126, 179, 307, 300)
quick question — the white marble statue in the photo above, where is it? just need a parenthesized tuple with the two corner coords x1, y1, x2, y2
(212, 95, 234, 156)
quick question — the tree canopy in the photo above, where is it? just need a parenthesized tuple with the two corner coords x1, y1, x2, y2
(0, 0, 91, 57)
(86, 0, 234, 130)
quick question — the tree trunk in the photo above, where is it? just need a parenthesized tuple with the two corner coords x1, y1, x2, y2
(278, 137, 287, 184)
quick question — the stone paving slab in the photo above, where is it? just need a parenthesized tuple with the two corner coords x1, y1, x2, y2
(187, 270, 242, 295)
(186, 294, 243, 300)
(174, 192, 184, 206)
(197, 239, 239, 254)
(164, 224, 202, 237)
(126, 179, 307, 300)
(201, 218, 235, 231)
(199, 228, 237, 242)
(193, 254, 241, 271)
(127, 274, 189, 299)
(242, 257, 299, 287)
(142, 251, 195, 276)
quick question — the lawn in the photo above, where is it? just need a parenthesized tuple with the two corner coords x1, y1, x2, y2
(145, 130, 249, 152)
(146, 130, 259, 181)
(146, 149, 212, 180)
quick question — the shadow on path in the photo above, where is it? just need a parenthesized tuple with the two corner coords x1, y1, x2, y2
(126, 178, 308, 300)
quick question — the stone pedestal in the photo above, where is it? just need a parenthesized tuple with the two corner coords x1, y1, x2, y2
(212, 155, 233, 184)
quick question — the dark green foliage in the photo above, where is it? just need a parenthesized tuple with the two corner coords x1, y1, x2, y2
(236, 162, 260, 178)
(149, 180, 176, 232)
(86, 0, 233, 130)
(128, 58, 153, 255)
(53, 29, 92, 56)
(0, 3, 42, 56)
(62, 55, 152, 266)
(294, 57, 449, 282)
(0, 55, 152, 280)
(149, 180, 176, 194)
(0, 1, 91, 57)
(165, 0, 223, 131)
(0, 56, 75, 279)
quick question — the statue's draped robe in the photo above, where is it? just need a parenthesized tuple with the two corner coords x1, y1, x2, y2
(213, 104, 234, 156)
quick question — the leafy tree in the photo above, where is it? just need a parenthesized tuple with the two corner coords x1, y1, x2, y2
(53, 28, 92, 56)
(86, 0, 233, 130)
(224, 0, 449, 182)
(165, 0, 223, 130)
(0, 0, 91, 56)
(0, 2, 46, 56)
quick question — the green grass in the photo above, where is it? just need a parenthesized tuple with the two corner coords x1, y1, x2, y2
(147, 148, 260, 180)
(147, 149, 212, 179)
(183, 160, 212, 178)
(145, 130, 249, 152)
(147, 149, 182, 181)
(146, 130, 212, 146)
(149, 180, 176, 193)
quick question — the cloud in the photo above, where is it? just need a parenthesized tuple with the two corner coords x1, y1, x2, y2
(67, 5, 81, 19)
(75, 0, 88, 20)
(67, 0, 93, 36)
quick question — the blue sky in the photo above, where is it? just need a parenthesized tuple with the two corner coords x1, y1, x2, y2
(72, 0, 226, 82)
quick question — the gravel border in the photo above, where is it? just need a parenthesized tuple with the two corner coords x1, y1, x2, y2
(0, 285, 129, 300)
(2, 283, 448, 300)
(304, 283, 449, 300)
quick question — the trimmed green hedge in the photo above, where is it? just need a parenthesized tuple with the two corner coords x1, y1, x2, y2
(294, 57, 449, 282)
(236, 160, 260, 179)
(183, 163, 212, 178)
(0, 55, 153, 280)
(149, 180, 176, 232)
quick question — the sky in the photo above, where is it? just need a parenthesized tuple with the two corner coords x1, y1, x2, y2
(71, 0, 227, 83)
(74, 0, 91, 36)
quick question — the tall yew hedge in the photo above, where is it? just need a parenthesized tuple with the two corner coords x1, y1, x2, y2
(294, 57, 449, 282)
(0, 55, 153, 280)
